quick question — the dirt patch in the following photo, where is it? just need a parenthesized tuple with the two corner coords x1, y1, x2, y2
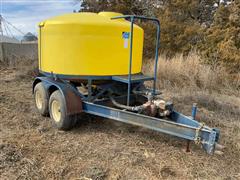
(0, 67, 240, 179)
(160, 166, 176, 178)
(80, 166, 108, 180)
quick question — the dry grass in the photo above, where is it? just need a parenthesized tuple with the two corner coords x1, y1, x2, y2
(143, 52, 240, 153)
(0, 55, 240, 180)
(143, 52, 240, 159)
(0, 58, 39, 79)
(0, 57, 239, 179)
(143, 52, 240, 95)
(1, 66, 240, 179)
(15, 58, 39, 79)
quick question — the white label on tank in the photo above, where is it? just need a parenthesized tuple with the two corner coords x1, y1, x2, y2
(122, 32, 129, 49)
(124, 39, 128, 48)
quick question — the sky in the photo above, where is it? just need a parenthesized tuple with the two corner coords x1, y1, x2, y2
(1, 0, 80, 38)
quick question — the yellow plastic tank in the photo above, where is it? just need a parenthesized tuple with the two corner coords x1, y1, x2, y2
(38, 12, 144, 77)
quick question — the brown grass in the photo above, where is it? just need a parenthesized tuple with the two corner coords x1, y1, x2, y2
(1, 57, 240, 179)
(15, 58, 39, 79)
(0, 57, 39, 79)
(143, 52, 240, 96)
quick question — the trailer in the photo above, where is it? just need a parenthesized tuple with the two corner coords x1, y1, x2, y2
(33, 13, 223, 155)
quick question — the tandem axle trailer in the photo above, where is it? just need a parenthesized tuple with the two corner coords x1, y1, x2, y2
(33, 15, 223, 155)
(33, 75, 222, 155)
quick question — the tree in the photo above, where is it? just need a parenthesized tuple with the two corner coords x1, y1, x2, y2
(200, 1, 240, 72)
(157, 0, 205, 55)
(78, 0, 156, 16)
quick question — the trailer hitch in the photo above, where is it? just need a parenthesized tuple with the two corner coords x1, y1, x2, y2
(93, 91, 223, 155)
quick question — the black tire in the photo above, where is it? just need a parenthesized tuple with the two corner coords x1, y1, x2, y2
(34, 82, 49, 116)
(49, 90, 77, 130)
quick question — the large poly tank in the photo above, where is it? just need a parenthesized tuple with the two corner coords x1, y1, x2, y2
(38, 12, 144, 78)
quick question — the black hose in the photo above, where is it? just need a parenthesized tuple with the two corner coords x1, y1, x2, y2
(109, 96, 142, 112)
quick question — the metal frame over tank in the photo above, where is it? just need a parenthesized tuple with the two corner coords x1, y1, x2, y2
(111, 15, 160, 106)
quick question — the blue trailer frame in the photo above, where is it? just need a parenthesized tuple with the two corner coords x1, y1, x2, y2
(33, 76, 220, 155)
(33, 15, 221, 155)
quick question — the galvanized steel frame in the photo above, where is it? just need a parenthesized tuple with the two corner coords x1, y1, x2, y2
(83, 101, 219, 154)
(33, 76, 220, 154)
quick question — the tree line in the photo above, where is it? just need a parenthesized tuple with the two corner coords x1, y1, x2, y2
(77, 0, 239, 72)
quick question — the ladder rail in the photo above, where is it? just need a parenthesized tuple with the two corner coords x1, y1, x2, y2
(111, 15, 161, 105)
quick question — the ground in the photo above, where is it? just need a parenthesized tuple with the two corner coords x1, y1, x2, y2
(0, 67, 239, 180)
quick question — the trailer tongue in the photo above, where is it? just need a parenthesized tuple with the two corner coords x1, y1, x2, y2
(83, 101, 220, 155)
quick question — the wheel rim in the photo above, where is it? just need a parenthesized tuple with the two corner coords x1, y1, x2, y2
(35, 91, 43, 110)
(51, 100, 61, 122)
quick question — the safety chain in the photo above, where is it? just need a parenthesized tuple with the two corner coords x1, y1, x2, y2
(194, 122, 205, 144)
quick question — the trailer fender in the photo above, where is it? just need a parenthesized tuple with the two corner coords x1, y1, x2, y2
(33, 77, 83, 115)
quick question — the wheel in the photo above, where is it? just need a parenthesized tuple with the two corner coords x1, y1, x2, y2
(49, 90, 77, 130)
(34, 82, 49, 116)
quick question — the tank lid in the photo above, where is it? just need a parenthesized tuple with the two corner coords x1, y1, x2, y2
(38, 12, 143, 28)
(98, 12, 124, 21)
